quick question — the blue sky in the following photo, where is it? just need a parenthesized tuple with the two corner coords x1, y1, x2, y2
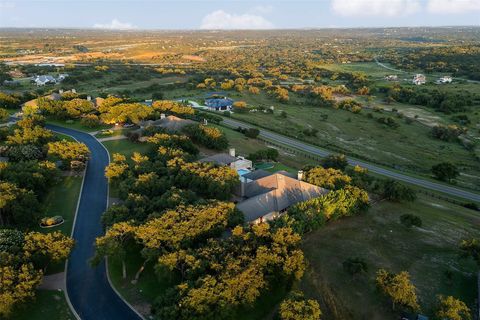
(0, 0, 479, 29)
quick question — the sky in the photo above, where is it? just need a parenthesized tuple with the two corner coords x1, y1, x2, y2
(0, 0, 479, 29)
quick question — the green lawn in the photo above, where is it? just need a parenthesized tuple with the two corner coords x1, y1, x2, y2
(101, 139, 154, 160)
(47, 118, 111, 133)
(94, 128, 133, 138)
(223, 90, 480, 191)
(12, 290, 75, 320)
(38, 176, 83, 236)
(300, 194, 479, 319)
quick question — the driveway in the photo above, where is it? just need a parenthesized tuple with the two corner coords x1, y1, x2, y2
(46, 124, 142, 320)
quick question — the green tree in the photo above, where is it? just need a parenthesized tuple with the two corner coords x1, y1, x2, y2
(321, 154, 348, 171)
(105, 153, 129, 181)
(379, 179, 416, 202)
(376, 269, 420, 311)
(278, 291, 321, 320)
(343, 257, 368, 277)
(460, 238, 480, 266)
(0, 108, 9, 122)
(93, 221, 135, 279)
(47, 140, 90, 169)
(432, 162, 459, 182)
(0, 181, 40, 228)
(23, 231, 75, 270)
(436, 295, 471, 320)
(304, 166, 351, 190)
(0, 93, 20, 109)
(0, 262, 42, 317)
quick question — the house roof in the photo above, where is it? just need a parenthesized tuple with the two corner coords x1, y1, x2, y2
(242, 169, 271, 181)
(49, 93, 62, 101)
(36, 75, 56, 83)
(237, 173, 328, 222)
(199, 153, 237, 166)
(94, 97, 105, 107)
(140, 115, 195, 132)
(205, 98, 233, 108)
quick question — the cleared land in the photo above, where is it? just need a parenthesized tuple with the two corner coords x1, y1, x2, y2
(300, 194, 479, 319)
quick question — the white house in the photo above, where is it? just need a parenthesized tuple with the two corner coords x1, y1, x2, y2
(412, 74, 426, 85)
(199, 148, 253, 171)
(34, 75, 57, 86)
(437, 76, 453, 84)
(57, 74, 69, 81)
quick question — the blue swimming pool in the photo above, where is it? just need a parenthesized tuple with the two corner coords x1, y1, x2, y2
(237, 168, 251, 176)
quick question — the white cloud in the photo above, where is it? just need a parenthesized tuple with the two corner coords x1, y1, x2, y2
(93, 19, 137, 30)
(200, 10, 274, 30)
(331, 0, 421, 16)
(427, 0, 480, 13)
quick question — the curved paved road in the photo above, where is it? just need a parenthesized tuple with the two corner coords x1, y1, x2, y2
(46, 124, 142, 320)
(221, 118, 480, 203)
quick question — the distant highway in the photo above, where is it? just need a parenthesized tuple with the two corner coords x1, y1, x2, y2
(221, 117, 480, 203)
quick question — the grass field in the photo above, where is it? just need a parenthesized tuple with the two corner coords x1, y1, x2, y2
(47, 118, 111, 133)
(219, 90, 480, 191)
(101, 139, 154, 159)
(38, 176, 83, 237)
(13, 290, 75, 320)
(300, 194, 479, 319)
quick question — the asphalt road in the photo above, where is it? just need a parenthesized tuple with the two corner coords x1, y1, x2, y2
(221, 118, 480, 203)
(46, 124, 142, 320)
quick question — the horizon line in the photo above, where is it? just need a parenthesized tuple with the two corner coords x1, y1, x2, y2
(1, 25, 480, 31)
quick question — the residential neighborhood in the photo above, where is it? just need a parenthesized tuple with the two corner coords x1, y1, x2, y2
(0, 6, 479, 320)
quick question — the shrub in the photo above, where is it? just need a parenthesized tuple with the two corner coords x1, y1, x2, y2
(244, 128, 260, 139)
(400, 214, 422, 228)
(377, 117, 399, 128)
(183, 124, 228, 150)
(248, 148, 279, 162)
(377, 179, 416, 202)
(432, 162, 459, 182)
(40, 215, 64, 226)
(125, 131, 140, 142)
(343, 257, 368, 276)
(321, 154, 348, 171)
(80, 114, 100, 128)
(463, 202, 479, 211)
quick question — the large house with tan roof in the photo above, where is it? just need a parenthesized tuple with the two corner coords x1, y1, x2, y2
(237, 172, 328, 224)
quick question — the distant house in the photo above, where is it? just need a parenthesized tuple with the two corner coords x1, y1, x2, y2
(139, 114, 195, 133)
(141, 99, 153, 107)
(385, 75, 398, 81)
(34, 75, 57, 86)
(33, 74, 68, 86)
(93, 97, 105, 108)
(237, 172, 328, 224)
(436, 76, 452, 84)
(199, 148, 252, 171)
(412, 74, 426, 85)
(57, 74, 69, 81)
(205, 97, 234, 111)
